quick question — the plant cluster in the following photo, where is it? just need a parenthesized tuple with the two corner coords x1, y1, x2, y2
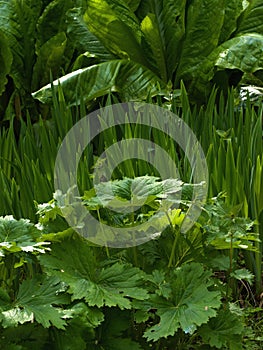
(0, 186, 261, 349)
(0, 0, 262, 349)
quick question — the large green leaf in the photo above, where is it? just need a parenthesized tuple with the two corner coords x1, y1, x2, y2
(66, 8, 114, 60)
(141, 0, 186, 82)
(0, 0, 41, 90)
(190, 33, 263, 98)
(84, 0, 148, 66)
(144, 263, 221, 341)
(198, 308, 244, 349)
(39, 231, 148, 309)
(32, 59, 164, 106)
(0, 30, 12, 96)
(32, 32, 67, 89)
(36, 0, 76, 47)
(236, 0, 263, 35)
(124, 0, 141, 12)
(176, 0, 225, 83)
(0, 276, 69, 329)
(141, 13, 167, 81)
(215, 34, 263, 73)
(219, 0, 246, 43)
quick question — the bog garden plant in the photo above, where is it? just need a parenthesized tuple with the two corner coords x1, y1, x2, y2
(0, 0, 263, 349)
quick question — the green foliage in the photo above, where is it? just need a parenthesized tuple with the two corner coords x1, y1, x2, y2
(32, 0, 263, 105)
(144, 263, 221, 341)
(39, 231, 148, 309)
(198, 308, 244, 349)
(0, 184, 259, 348)
(1, 276, 69, 329)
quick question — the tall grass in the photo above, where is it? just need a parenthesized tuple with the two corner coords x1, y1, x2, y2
(175, 87, 263, 294)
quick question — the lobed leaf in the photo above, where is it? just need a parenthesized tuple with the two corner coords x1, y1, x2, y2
(39, 232, 148, 309)
(144, 263, 221, 341)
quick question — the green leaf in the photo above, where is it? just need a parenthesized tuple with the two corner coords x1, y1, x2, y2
(66, 8, 114, 60)
(215, 34, 263, 73)
(0, 216, 50, 256)
(236, 0, 263, 35)
(32, 32, 67, 89)
(96, 308, 143, 350)
(36, 0, 76, 47)
(198, 308, 244, 349)
(84, 0, 147, 66)
(1, 276, 69, 329)
(141, 0, 186, 81)
(32, 59, 164, 106)
(124, 0, 141, 12)
(230, 268, 254, 285)
(39, 232, 148, 309)
(0, 0, 42, 90)
(176, 0, 225, 82)
(144, 263, 221, 341)
(219, 0, 246, 43)
(0, 30, 12, 96)
(67, 302, 104, 328)
(0, 324, 49, 350)
(141, 13, 167, 81)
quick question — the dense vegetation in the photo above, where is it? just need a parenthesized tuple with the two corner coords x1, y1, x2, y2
(0, 0, 262, 349)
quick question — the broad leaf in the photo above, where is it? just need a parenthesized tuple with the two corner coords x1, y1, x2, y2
(230, 268, 254, 285)
(32, 59, 164, 106)
(0, 216, 50, 257)
(236, 0, 263, 35)
(215, 34, 263, 73)
(219, 0, 246, 43)
(32, 32, 67, 89)
(144, 263, 221, 341)
(36, 0, 76, 47)
(84, 0, 147, 66)
(0, 276, 69, 329)
(198, 308, 244, 349)
(0, 0, 41, 90)
(39, 232, 148, 309)
(141, 14, 167, 81)
(124, 0, 141, 12)
(66, 8, 114, 60)
(176, 0, 225, 83)
(141, 0, 186, 81)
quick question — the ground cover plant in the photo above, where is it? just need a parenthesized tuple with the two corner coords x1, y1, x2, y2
(0, 0, 262, 349)
(0, 187, 261, 349)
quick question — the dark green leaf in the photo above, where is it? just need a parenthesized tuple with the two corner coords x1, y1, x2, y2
(176, 0, 224, 82)
(39, 232, 148, 309)
(84, 0, 147, 66)
(1, 276, 69, 329)
(236, 0, 263, 35)
(144, 263, 221, 341)
(66, 8, 114, 60)
(199, 308, 244, 349)
(0, 30, 12, 96)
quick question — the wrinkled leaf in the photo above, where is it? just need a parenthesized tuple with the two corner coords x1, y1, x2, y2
(1, 276, 69, 329)
(144, 263, 221, 341)
(39, 232, 148, 309)
(199, 308, 244, 349)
